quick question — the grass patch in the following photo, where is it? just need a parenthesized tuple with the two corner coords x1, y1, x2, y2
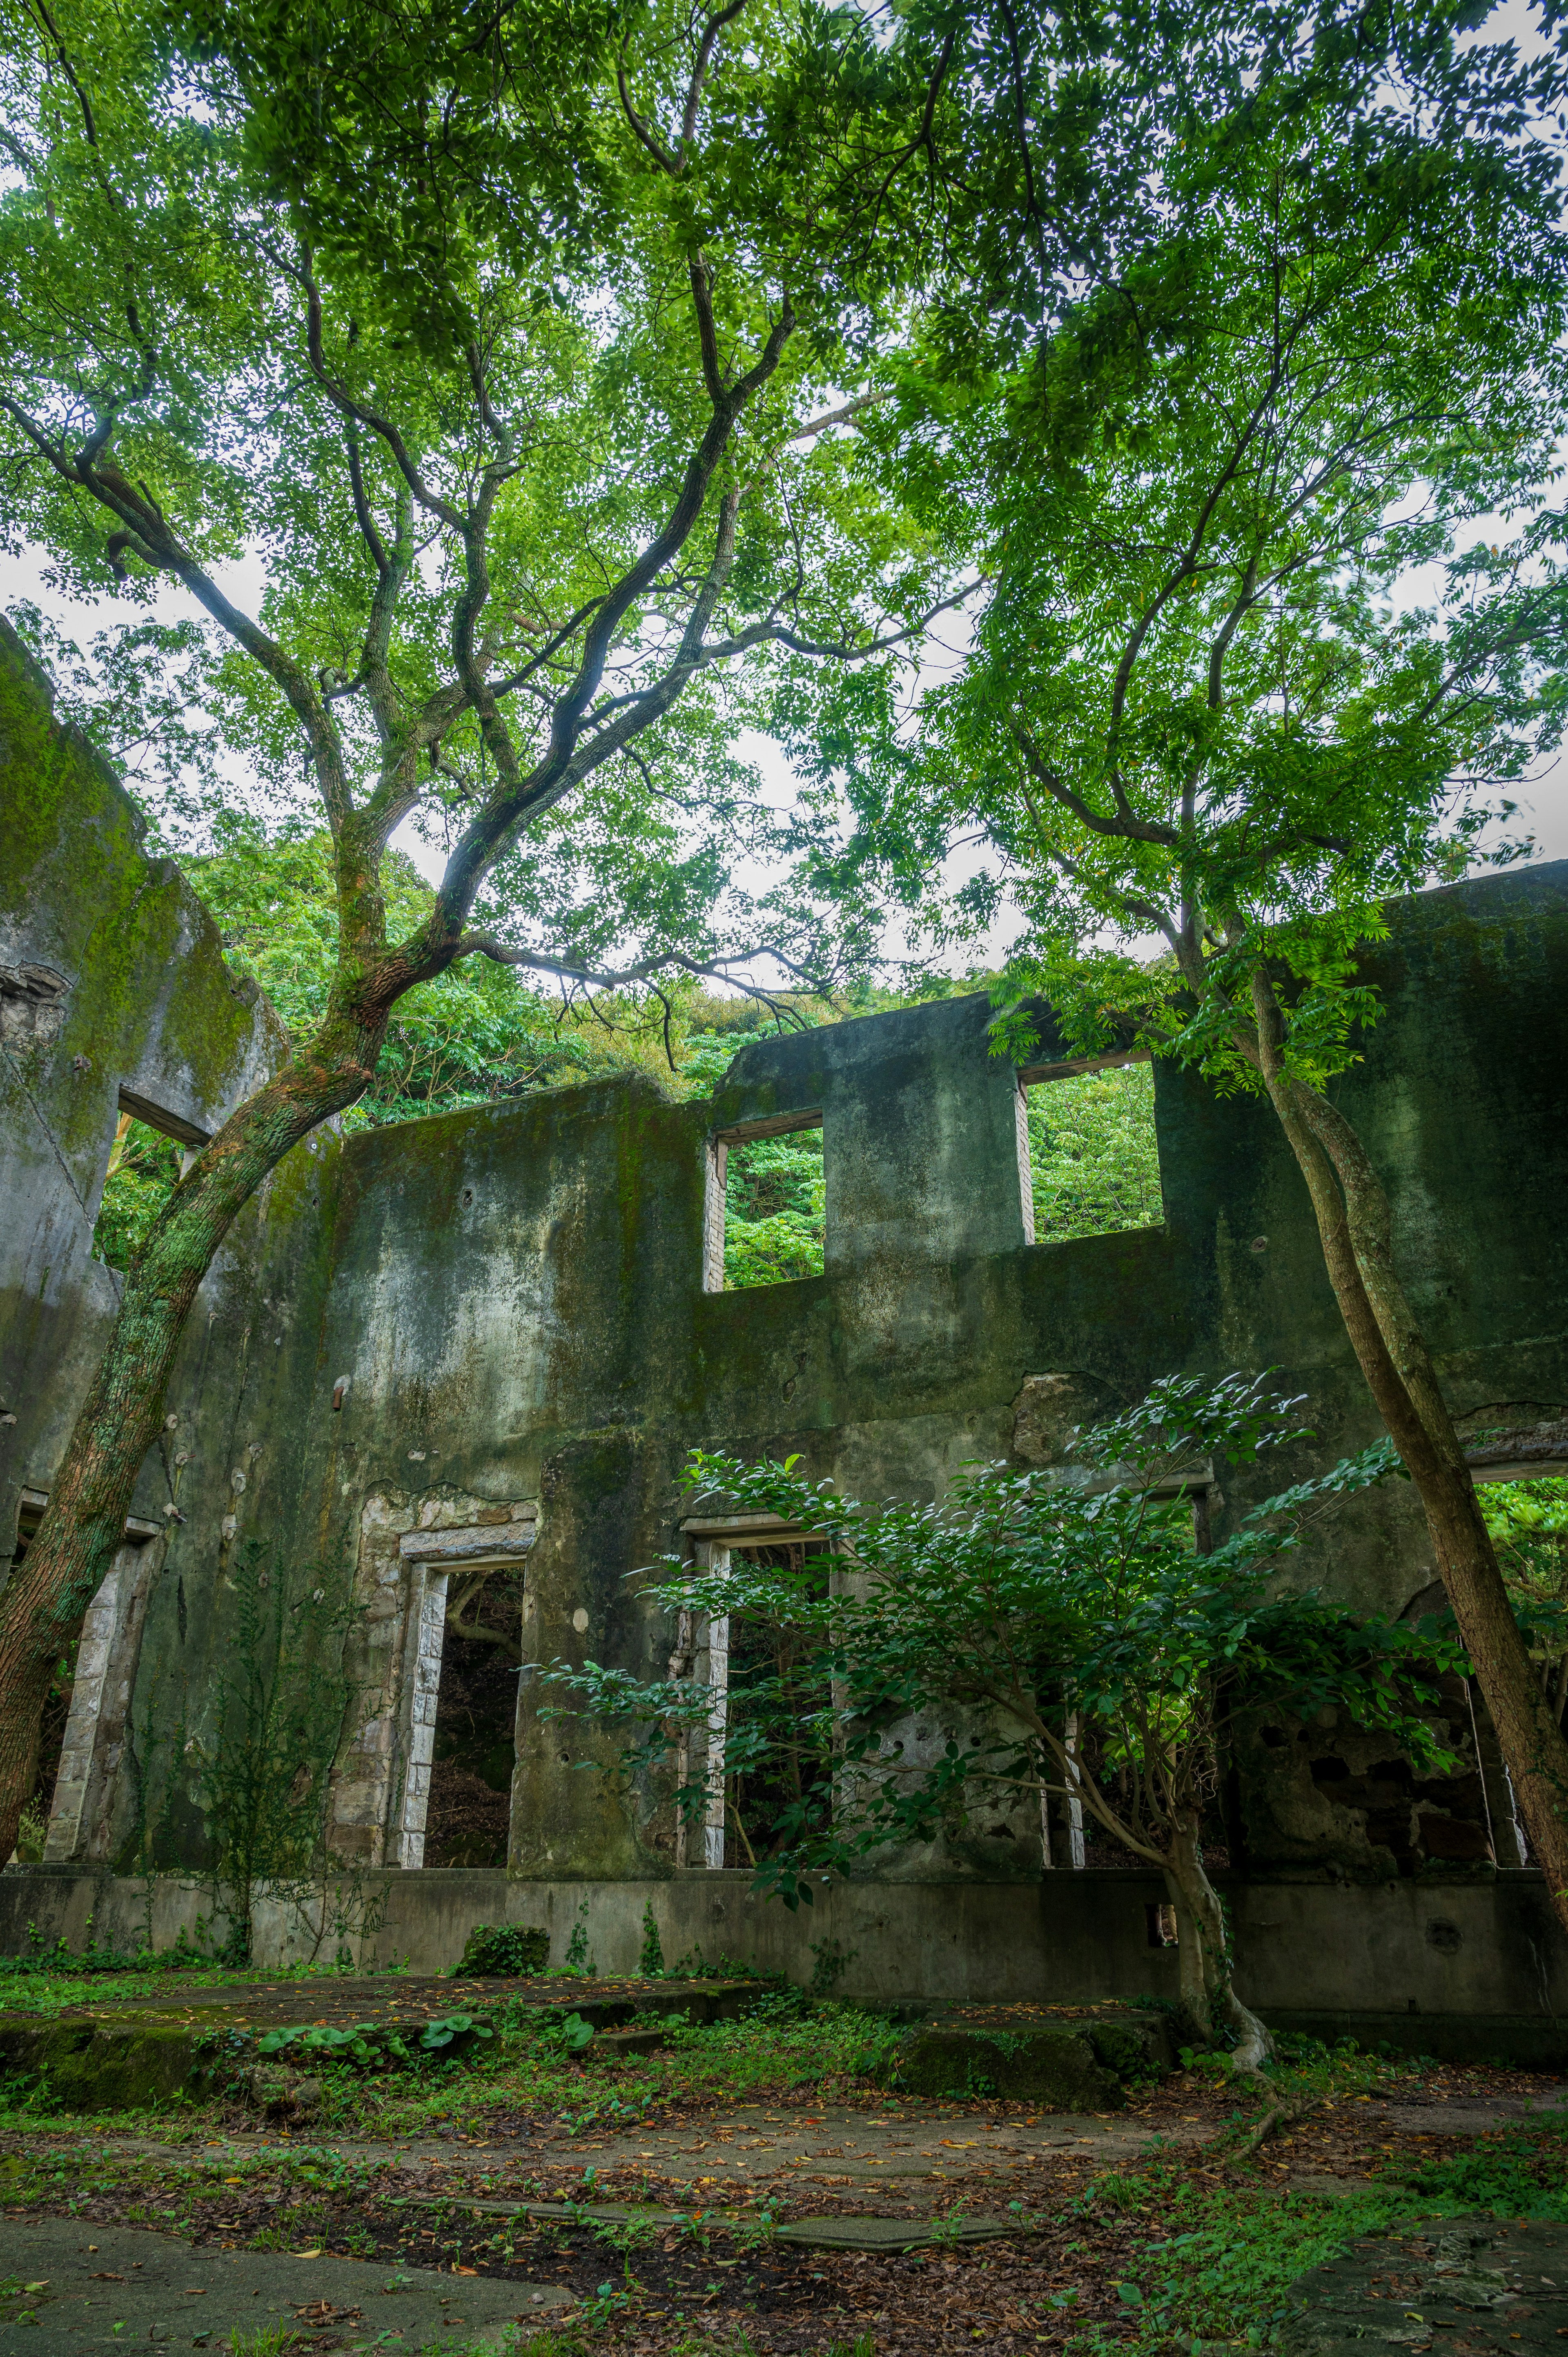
(1078, 2106, 1568, 2353)
(245, 1990, 904, 2140)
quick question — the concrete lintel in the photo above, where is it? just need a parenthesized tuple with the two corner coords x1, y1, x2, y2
(1016, 1048, 1149, 1086)
(679, 1511, 814, 1541)
(399, 1520, 537, 1563)
(116, 1084, 212, 1149)
(712, 1106, 824, 1145)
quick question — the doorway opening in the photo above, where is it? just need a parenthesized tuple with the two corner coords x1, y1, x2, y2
(4, 1497, 71, 1861)
(423, 1570, 522, 1869)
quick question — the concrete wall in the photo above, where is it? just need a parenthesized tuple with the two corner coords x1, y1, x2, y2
(7, 602, 1568, 2024)
(0, 618, 288, 1550)
(3, 1862, 1564, 2064)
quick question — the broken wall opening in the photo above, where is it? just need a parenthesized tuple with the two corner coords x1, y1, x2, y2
(7, 1489, 166, 1867)
(92, 1088, 211, 1277)
(704, 1110, 825, 1292)
(424, 1570, 523, 1869)
(6, 1499, 74, 1863)
(674, 1512, 831, 1869)
(1016, 1053, 1163, 1246)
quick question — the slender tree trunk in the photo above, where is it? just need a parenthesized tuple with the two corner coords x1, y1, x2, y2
(0, 1037, 380, 1866)
(1250, 970, 1568, 1924)
(1163, 1811, 1272, 2072)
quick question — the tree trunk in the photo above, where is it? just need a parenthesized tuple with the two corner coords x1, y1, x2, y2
(1163, 1811, 1272, 2071)
(0, 1040, 378, 1867)
(1249, 970, 1568, 1924)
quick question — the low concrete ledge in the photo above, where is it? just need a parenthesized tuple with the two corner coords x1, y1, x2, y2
(0, 1866, 1562, 2067)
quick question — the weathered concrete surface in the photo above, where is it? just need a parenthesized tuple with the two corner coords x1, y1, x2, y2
(2, 1869, 1566, 2063)
(888, 2005, 1171, 2104)
(0, 616, 288, 1561)
(1280, 2217, 1568, 2355)
(0, 2215, 570, 2357)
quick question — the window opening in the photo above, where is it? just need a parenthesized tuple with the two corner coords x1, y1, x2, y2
(423, 1568, 523, 1869)
(675, 1515, 831, 1869)
(704, 1110, 824, 1292)
(722, 1540, 833, 1871)
(92, 1089, 211, 1275)
(1016, 1055, 1162, 1244)
(6, 1491, 158, 1866)
(1471, 1448, 1568, 1865)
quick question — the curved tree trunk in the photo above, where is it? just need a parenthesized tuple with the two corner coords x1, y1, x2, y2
(1162, 1811, 1272, 2072)
(0, 1035, 380, 1866)
(1250, 970, 1568, 1925)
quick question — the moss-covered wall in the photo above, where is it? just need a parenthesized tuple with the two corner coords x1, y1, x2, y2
(0, 615, 289, 1561)
(113, 862, 1568, 1892)
(8, 605, 1567, 1900)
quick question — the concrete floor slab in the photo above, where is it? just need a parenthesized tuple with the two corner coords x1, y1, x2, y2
(0, 2218, 571, 2357)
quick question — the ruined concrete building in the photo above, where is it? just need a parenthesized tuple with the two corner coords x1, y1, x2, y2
(4, 618, 1567, 2053)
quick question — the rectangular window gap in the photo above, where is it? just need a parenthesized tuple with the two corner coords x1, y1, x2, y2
(92, 1090, 213, 1276)
(705, 1111, 824, 1292)
(1017, 1057, 1163, 1244)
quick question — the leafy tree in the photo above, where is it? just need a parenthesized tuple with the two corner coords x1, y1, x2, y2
(0, 0, 982, 1852)
(787, 96, 1568, 1915)
(0, 0, 1502, 1864)
(547, 1376, 1462, 2065)
(183, 829, 630, 1124)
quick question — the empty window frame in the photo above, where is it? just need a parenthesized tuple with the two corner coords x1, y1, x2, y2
(704, 1110, 825, 1292)
(92, 1087, 211, 1275)
(674, 1512, 832, 1869)
(1468, 1434, 1568, 1865)
(1015, 1053, 1163, 1246)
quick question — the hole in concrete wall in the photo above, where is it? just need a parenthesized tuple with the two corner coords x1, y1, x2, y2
(1471, 1461, 1568, 1866)
(92, 1090, 211, 1275)
(1016, 1057, 1163, 1245)
(423, 1571, 521, 1869)
(721, 1540, 833, 1869)
(1146, 1902, 1178, 1947)
(704, 1112, 825, 1292)
(93, 1113, 181, 1275)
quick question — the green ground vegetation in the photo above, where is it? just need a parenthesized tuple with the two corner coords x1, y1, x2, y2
(0, 2022, 1560, 2356)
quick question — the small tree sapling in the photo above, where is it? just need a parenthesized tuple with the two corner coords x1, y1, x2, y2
(547, 1375, 1465, 2069)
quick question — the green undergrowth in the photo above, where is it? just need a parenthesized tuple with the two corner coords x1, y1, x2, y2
(1069, 2105, 1568, 2355)
(255, 1993, 904, 2138)
(0, 1939, 394, 2018)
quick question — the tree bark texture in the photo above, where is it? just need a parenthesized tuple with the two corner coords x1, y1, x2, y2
(1250, 971, 1568, 1926)
(1163, 1811, 1273, 2070)
(0, 1033, 381, 1865)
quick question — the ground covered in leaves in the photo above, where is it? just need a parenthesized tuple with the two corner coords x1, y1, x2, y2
(0, 1959, 1563, 2357)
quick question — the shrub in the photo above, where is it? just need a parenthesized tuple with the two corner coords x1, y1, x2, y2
(455, 1923, 549, 1977)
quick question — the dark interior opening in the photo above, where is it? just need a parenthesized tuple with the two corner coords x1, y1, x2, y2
(7, 1512, 74, 1862)
(724, 1540, 832, 1866)
(424, 1573, 521, 1869)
